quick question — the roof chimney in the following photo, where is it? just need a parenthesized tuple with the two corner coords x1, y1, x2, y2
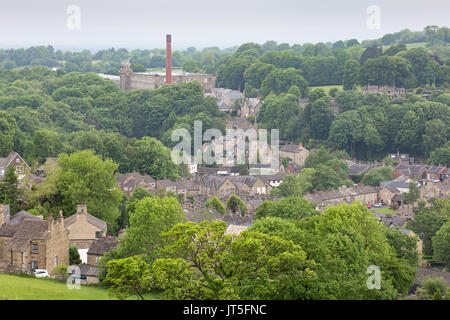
(299, 143, 303, 149)
(166, 34, 172, 85)
(77, 204, 87, 214)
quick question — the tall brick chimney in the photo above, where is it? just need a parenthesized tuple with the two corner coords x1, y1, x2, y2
(166, 34, 172, 85)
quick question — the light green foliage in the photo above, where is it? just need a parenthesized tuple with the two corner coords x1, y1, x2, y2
(152, 221, 316, 300)
(253, 202, 416, 298)
(407, 199, 450, 255)
(432, 221, 450, 266)
(111, 196, 186, 261)
(226, 195, 247, 215)
(254, 196, 317, 220)
(57, 150, 122, 226)
(361, 167, 393, 186)
(205, 196, 226, 215)
(105, 256, 152, 300)
(422, 276, 448, 299)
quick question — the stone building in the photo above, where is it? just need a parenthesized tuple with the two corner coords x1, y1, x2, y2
(117, 172, 156, 195)
(86, 236, 119, 267)
(361, 85, 407, 98)
(0, 151, 29, 179)
(0, 205, 69, 275)
(304, 184, 379, 209)
(279, 143, 309, 167)
(64, 204, 107, 250)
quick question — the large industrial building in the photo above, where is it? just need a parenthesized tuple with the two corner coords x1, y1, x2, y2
(119, 35, 216, 92)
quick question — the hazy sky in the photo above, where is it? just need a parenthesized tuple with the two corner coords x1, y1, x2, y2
(0, 0, 448, 51)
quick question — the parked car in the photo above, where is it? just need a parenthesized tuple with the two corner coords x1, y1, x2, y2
(34, 269, 50, 278)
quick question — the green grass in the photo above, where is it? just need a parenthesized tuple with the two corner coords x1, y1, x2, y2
(382, 42, 427, 50)
(0, 274, 159, 300)
(310, 85, 343, 94)
(371, 208, 394, 215)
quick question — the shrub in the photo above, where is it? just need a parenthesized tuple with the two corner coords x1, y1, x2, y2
(52, 265, 68, 280)
(423, 276, 447, 299)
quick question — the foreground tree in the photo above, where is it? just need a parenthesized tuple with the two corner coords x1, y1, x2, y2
(105, 256, 151, 300)
(152, 221, 316, 300)
(251, 202, 416, 299)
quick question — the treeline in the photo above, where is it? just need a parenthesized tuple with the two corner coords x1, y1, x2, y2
(258, 88, 450, 162)
(0, 45, 236, 75)
(0, 66, 226, 174)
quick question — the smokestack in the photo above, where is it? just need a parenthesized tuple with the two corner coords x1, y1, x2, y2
(166, 34, 172, 85)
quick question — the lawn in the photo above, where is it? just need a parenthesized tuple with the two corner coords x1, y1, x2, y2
(0, 274, 159, 300)
(310, 85, 343, 94)
(382, 42, 427, 50)
(371, 208, 394, 215)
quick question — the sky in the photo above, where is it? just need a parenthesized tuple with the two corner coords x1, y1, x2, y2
(0, 0, 448, 51)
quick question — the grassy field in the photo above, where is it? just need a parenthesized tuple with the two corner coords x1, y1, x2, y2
(382, 42, 427, 50)
(310, 85, 343, 94)
(0, 274, 159, 300)
(371, 208, 394, 215)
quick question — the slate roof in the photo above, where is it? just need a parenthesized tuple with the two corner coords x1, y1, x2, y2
(9, 211, 42, 225)
(346, 161, 380, 176)
(116, 172, 155, 185)
(225, 224, 248, 235)
(87, 237, 119, 255)
(72, 264, 99, 277)
(219, 214, 254, 226)
(380, 180, 411, 190)
(306, 184, 379, 203)
(0, 152, 19, 169)
(197, 167, 221, 176)
(5, 219, 50, 252)
(426, 166, 447, 174)
(64, 210, 107, 231)
(280, 144, 306, 153)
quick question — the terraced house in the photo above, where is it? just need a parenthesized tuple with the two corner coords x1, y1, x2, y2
(0, 205, 69, 275)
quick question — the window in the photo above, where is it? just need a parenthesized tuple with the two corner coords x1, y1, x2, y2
(31, 243, 38, 254)
(15, 166, 24, 174)
(31, 261, 38, 269)
(0, 169, 4, 176)
(54, 256, 58, 267)
(16, 158, 20, 163)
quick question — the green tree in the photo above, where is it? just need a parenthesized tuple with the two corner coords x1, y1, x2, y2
(129, 137, 179, 180)
(205, 196, 226, 215)
(108, 196, 185, 262)
(361, 167, 393, 186)
(105, 256, 152, 300)
(32, 129, 62, 162)
(152, 221, 316, 300)
(342, 59, 360, 90)
(0, 111, 17, 156)
(69, 245, 82, 265)
(57, 150, 122, 227)
(0, 166, 21, 213)
(432, 221, 450, 266)
(407, 199, 450, 255)
(423, 119, 448, 156)
(405, 182, 420, 204)
(226, 195, 247, 215)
